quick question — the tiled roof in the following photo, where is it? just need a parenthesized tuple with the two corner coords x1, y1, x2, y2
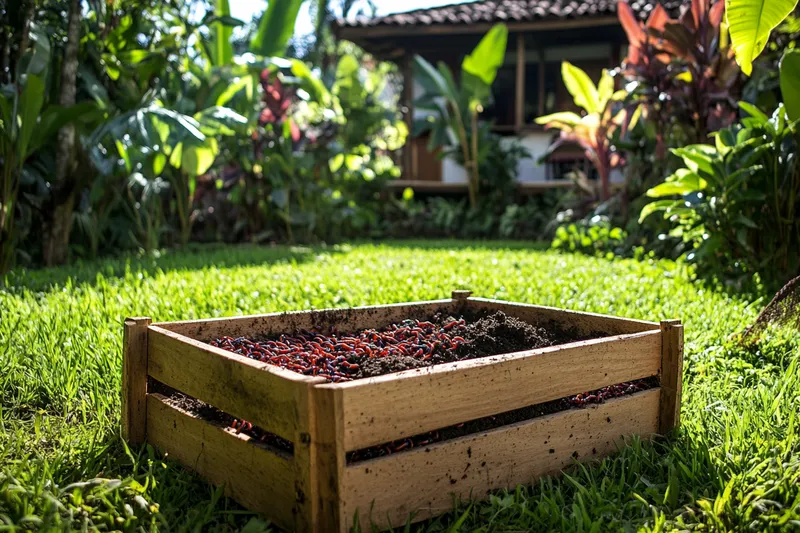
(339, 0, 686, 28)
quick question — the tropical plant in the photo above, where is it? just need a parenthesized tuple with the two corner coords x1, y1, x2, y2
(0, 21, 96, 273)
(551, 216, 628, 258)
(413, 23, 509, 209)
(617, 0, 741, 153)
(726, 0, 799, 75)
(640, 103, 800, 281)
(535, 63, 627, 200)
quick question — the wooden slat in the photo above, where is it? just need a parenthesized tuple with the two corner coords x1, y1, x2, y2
(154, 300, 456, 341)
(309, 386, 346, 532)
(515, 33, 525, 131)
(121, 317, 151, 444)
(467, 298, 659, 336)
(147, 325, 320, 442)
(342, 389, 660, 531)
(337, 330, 661, 450)
(146, 394, 295, 531)
(537, 47, 545, 116)
(658, 320, 684, 433)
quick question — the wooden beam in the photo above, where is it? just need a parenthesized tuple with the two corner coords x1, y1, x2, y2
(121, 317, 151, 445)
(538, 47, 545, 117)
(337, 16, 620, 40)
(401, 54, 414, 180)
(658, 320, 684, 434)
(515, 33, 525, 131)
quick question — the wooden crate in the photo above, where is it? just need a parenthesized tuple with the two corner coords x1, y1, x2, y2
(121, 292, 683, 532)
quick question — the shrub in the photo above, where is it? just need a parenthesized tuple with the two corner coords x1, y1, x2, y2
(551, 215, 628, 259)
(640, 103, 800, 283)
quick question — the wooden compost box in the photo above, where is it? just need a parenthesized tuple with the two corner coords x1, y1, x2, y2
(121, 291, 683, 532)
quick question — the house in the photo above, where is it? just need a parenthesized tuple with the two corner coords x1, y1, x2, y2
(336, 0, 683, 195)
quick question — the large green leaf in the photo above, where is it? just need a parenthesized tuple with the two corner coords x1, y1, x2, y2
(461, 23, 508, 103)
(672, 145, 717, 175)
(16, 74, 46, 160)
(28, 101, 100, 154)
(596, 70, 615, 109)
(414, 55, 457, 101)
(194, 106, 247, 136)
(561, 61, 600, 114)
(210, 0, 234, 67)
(19, 25, 50, 78)
(534, 111, 583, 127)
(726, 0, 799, 76)
(647, 169, 708, 197)
(291, 60, 330, 105)
(250, 0, 304, 57)
(181, 138, 219, 176)
(639, 200, 679, 223)
(780, 49, 800, 121)
(216, 75, 251, 107)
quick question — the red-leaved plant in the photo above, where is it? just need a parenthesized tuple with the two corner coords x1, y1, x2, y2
(618, 0, 741, 155)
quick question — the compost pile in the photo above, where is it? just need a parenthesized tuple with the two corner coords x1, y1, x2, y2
(187, 310, 655, 462)
(209, 310, 557, 381)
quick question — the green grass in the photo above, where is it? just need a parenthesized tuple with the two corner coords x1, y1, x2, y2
(1, 242, 798, 532)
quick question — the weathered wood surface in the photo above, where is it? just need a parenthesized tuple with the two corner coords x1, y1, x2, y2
(121, 317, 151, 444)
(147, 325, 322, 442)
(153, 300, 457, 341)
(146, 394, 296, 531)
(336, 330, 662, 450)
(658, 320, 684, 433)
(466, 298, 659, 336)
(309, 385, 346, 533)
(342, 389, 660, 531)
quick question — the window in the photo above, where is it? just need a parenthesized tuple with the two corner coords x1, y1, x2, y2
(483, 67, 516, 127)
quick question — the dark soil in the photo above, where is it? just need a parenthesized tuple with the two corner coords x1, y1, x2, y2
(210, 310, 597, 381)
(152, 383, 294, 455)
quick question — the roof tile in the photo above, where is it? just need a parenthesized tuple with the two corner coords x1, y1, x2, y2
(340, 0, 687, 28)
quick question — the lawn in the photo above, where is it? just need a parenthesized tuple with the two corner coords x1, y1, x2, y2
(1, 242, 798, 532)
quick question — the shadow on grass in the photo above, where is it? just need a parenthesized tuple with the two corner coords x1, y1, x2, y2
(2, 243, 338, 293)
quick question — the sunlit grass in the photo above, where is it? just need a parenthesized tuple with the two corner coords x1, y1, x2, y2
(1, 242, 798, 531)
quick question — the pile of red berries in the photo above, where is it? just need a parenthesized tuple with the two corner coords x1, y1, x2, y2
(210, 318, 468, 382)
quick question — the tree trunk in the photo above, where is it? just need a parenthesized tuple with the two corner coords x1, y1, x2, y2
(42, 0, 80, 266)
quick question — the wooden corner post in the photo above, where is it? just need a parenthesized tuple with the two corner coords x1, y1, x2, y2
(295, 383, 345, 533)
(658, 319, 684, 434)
(121, 317, 152, 444)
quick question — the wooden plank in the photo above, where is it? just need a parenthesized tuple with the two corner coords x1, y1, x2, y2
(154, 300, 456, 341)
(310, 385, 346, 532)
(337, 330, 661, 450)
(121, 317, 151, 444)
(146, 394, 295, 531)
(537, 47, 545, 116)
(515, 33, 525, 131)
(147, 325, 320, 442)
(291, 383, 314, 533)
(342, 389, 660, 531)
(402, 53, 414, 180)
(658, 320, 684, 433)
(467, 298, 659, 336)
